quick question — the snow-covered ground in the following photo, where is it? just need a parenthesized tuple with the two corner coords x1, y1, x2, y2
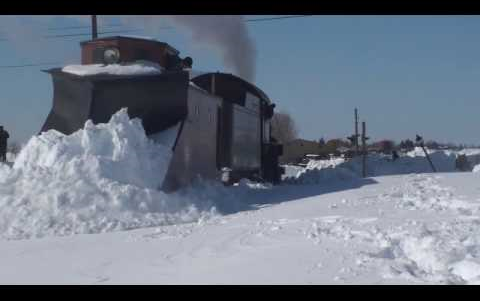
(1, 172, 480, 284)
(1, 111, 480, 284)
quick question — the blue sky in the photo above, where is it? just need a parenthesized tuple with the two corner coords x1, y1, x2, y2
(1, 15, 480, 145)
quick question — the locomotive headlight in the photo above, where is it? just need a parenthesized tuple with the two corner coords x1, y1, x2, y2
(103, 47, 121, 65)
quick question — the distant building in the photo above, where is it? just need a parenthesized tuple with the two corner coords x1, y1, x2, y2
(280, 139, 322, 164)
(369, 140, 395, 154)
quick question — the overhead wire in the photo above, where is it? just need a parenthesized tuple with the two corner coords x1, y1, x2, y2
(44, 29, 144, 39)
(0, 62, 61, 68)
(0, 15, 317, 68)
(245, 15, 315, 22)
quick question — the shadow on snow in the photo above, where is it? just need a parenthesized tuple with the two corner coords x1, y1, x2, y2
(205, 177, 379, 215)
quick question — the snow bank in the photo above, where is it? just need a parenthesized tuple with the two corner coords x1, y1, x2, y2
(291, 151, 457, 184)
(457, 148, 480, 156)
(287, 166, 360, 185)
(62, 60, 163, 77)
(282, 165, 304, 178)
(465, 154, 480, 172)
(0, 109, 216, 239)
(304, 157, 345, 171)
(406, 146, 435, 157)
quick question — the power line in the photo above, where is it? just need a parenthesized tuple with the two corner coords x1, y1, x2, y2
(41, 16, 312, 40)
(0, 16, 317, 68)
(43, 29, 144, 39)
(44, 15, 312, 32)
(0, 16, 312, 41)
(47, 23, 123, 31)
(245, 15, 315, 22)
(0, 28, 170, 42)
(0, 62, 61, 68)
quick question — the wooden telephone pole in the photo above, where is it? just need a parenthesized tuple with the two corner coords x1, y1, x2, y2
(361, 121, 368, 178)
(355, 108, 359, 156)
(347, 108, 360, 156)
(91, 15, 98, 40)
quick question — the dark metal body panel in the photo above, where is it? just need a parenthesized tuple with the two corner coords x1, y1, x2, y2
(216, 101, 233, 169)
(90, 73, 188, 135)
(231, 103, 261, 171)
(191, 73, 282, 183)
(41, 74, 94, 135)
(162, 87, 221, 192)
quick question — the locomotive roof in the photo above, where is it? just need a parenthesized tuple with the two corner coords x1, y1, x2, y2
(190, 72, 272, 104)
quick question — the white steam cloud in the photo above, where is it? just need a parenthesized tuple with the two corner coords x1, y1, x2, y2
(117, 15, 257, 82)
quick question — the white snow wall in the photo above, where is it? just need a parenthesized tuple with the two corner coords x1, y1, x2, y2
(0, 109, 216, 239)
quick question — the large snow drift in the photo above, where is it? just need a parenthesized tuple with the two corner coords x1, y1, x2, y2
(0, 109, 216, 239)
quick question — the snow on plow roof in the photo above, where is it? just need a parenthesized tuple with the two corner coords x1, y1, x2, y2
(62, 60, 164, 77)
(61, 61, 211, 80)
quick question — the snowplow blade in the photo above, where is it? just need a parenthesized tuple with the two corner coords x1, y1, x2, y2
(40, 69, 220, 192)
(41, 69, 189, 136)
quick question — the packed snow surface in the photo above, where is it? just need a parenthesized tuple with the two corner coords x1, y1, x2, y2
(62, 60, 163, 76)
(1, 172, 480, 284)
(0, 109, 217, 239)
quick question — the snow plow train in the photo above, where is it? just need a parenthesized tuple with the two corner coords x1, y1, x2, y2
(40, 36, 284, 192)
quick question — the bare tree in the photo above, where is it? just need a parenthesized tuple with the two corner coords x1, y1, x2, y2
(270, 111, 298, 144)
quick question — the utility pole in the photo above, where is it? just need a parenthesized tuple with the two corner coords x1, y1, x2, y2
(91, 15, 98, 40)
(361, 121, 369, 178)
(347, 108, 360, 157)
(354, 108, 359, 156)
